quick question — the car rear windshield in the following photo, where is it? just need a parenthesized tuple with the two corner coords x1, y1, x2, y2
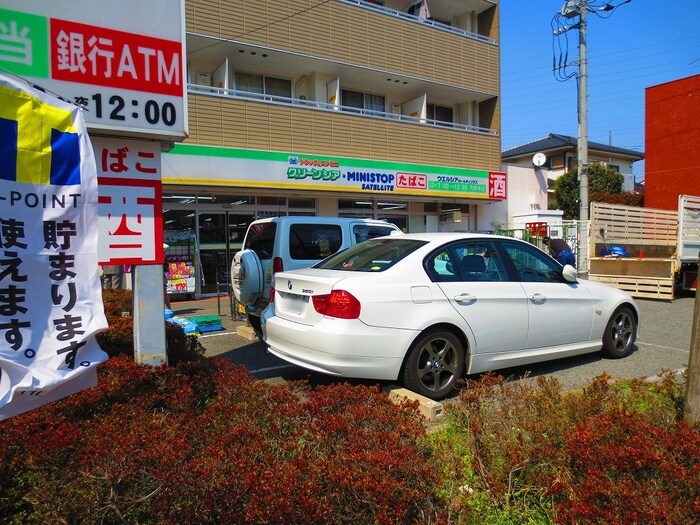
(243, 222, 277, 259)
(315, 238, 426, 272)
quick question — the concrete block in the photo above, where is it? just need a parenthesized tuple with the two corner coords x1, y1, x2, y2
(236, 325, 259, 341)
(383, 386, 445, 422)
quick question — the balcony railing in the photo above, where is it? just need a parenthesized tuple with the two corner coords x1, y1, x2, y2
(340, 0, 497, 45)
(188, 83, 499, 136)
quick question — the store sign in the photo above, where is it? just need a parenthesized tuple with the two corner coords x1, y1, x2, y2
(0, 73, 108, 420)
(93, 137, 163, 265)
(163, 145, 508, 200)
(0, 1, 186, 139)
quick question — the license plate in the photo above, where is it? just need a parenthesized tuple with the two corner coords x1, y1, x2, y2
(280, 292, 308, 315)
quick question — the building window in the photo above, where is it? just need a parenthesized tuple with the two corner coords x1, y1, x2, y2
(235, 72, 291, 98)
(265, 77, 292, 97)
(427, 103, 454, 124)
(341, 89, 385, 115)
(550, 154, 565, 169)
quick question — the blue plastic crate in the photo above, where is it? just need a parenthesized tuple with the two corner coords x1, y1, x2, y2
(167, 316, 199, 335)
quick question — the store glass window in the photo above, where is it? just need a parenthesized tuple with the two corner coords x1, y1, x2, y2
(257, 196, 286, 206)
(288, 198, 316, 210)
(339, 199, 374, 214)
(198, 213, 227, 246)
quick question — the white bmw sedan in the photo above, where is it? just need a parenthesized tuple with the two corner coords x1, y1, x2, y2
(261, 233, 640, 400)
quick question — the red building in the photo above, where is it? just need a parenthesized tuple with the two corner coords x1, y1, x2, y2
(645, 74, 700, 210)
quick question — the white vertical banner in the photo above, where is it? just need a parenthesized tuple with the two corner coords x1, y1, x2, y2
(326, 77, 340, 110)
(0, 73, 108, 420)
(416, 0, 431, 19)
(213, 58, 229, 92)
(402, 94, 427, 123)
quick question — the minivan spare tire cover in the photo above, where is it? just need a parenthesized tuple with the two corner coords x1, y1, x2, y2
(231, 249, 264, 305)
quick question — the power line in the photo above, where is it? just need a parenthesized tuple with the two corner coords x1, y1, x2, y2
(550, 0, 632, 220)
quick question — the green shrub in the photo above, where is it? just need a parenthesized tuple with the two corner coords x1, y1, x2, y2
(97, 289, 205, 364)
(431, 371, 699, 524)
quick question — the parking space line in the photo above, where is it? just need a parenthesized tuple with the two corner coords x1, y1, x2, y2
(250, 364, 295, 374)
(198, 331, 237, 339)
(640, 342, 689, 353)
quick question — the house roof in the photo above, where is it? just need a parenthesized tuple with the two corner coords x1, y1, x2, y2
(501, 133, 644, 161)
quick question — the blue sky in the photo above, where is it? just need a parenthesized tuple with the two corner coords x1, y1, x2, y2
(500, 0, 700, 183)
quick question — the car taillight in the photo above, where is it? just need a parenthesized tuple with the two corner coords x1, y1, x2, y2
(269, 257, 284, 303)
(312, 290, 361, 319)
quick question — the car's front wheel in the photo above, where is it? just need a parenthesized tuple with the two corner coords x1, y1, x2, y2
(601, 306, 637, 358)
(402, 330, 465, 400)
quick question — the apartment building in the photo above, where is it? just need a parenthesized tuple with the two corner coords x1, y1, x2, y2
(162, 0, 502, 292)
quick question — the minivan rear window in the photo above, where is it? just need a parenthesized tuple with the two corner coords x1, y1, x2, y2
(244, 222, 276, 259)
(352, 224, 398, 243)
(289, 224, 342, 259)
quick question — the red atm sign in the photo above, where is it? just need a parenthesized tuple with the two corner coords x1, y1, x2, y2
(50, 18, 182, 97)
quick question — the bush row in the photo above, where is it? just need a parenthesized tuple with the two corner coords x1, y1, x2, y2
(0, 357, 442, 524)
(435, 372, 700, 524)
(0, 289, 698, 524)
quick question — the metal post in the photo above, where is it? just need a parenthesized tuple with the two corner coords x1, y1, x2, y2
(684, 255, 700, 425)
(578, 0, 589, 221)
(132, 264, 168, 366)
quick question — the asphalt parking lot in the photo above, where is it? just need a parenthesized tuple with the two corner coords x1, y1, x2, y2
(170, 292, 697, 393)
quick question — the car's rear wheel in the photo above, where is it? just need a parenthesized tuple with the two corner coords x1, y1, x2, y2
(402, 330, 465, 400)
(601, 306, 637, 358)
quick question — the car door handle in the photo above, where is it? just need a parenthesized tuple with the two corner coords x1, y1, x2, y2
(529, 293, 546, 304)
(454, 293, 477, 304)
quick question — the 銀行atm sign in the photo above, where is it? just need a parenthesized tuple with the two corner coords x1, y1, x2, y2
(51, 19, 182, 97)
(0, 0, 187, 140)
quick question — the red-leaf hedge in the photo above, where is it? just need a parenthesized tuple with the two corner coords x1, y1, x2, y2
(0, 357, 444, 524)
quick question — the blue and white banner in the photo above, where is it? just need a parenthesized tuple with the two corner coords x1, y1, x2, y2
(0, 73, 108, 420)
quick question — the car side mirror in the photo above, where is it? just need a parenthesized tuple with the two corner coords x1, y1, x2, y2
(562, 264, 578, 283)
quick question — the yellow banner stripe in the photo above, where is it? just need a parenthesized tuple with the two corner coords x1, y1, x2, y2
(0, 83, 76, 185)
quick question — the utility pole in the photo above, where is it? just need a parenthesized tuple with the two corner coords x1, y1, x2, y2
(578, 1, 589, 221)
(553, 0, 630, 221)
(685, 254, 700, 425)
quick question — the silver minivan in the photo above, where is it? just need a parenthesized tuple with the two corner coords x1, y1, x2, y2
(232, 216, 402, 334)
